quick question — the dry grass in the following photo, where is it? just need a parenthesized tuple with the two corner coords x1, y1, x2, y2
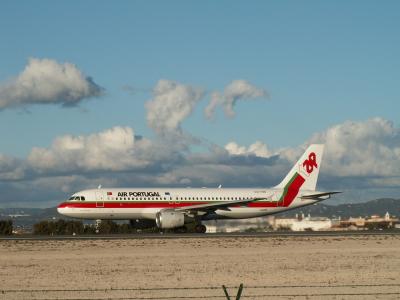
(1, 235, 399, 299)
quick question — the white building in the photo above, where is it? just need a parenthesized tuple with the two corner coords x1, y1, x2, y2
(204, 216, 274, 233)
(273, 214, 332, 231)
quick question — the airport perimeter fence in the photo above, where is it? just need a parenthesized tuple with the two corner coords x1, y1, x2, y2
(2, 283, 400, 299)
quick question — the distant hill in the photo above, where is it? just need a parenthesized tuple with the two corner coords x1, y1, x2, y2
(0, 207, 61, 229)
(1, 198, 399, 229)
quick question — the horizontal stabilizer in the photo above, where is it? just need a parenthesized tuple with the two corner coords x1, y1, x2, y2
(301, 191, 342, 200)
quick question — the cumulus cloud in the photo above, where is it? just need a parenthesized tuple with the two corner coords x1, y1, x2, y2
(145, 79, 204, 136)
(28, 126, 151, 173)
(308, 117, 400, 178)
(225, 141, 273, 158)
(0, 154, 25, 180)
(205, 80, 268, 119)
(0, 58, 104, 110)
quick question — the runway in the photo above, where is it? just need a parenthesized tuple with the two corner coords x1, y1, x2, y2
(2, 230, 400, 240)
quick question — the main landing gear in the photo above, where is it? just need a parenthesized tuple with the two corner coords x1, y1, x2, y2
(172, 224, 206, 233)
(195, 224, 207, 233)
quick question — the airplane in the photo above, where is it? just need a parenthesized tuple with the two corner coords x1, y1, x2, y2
(57, 144, 340, 233)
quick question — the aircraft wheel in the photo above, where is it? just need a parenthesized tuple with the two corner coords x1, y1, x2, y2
(195, 224, 207, 233)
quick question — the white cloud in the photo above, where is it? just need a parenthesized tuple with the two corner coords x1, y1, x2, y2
(28, 126, 151, 172)
(0, 154, 25, 180)
(308, 117, 400, 177)
(0, 58, 103, 110)
(205, 80, 268, 119)
(225, 141, 273, 158)
(145, 79, 204, 136)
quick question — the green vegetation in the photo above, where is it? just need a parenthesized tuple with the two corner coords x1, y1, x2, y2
(33, 219, 160, 235)
(34, 220, 85, 235)
(32, 219, 203, 235)
(0, 220, 13, 235)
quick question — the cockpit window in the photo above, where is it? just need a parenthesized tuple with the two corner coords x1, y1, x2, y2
(69, 195, 85, 201)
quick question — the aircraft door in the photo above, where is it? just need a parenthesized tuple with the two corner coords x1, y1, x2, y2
(95, 191, 105, 208)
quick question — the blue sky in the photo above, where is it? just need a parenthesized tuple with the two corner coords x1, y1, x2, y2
(0, 1, 400, 207)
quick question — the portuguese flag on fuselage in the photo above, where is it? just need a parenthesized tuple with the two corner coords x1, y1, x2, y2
(277, 172, 305, 207)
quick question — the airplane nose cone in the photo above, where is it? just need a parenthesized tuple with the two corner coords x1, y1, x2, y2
(57, 202, 67, 215)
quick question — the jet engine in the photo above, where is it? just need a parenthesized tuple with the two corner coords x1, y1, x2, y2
(155, 210, 185, 229)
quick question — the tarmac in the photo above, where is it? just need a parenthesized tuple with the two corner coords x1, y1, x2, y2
(1, 229, 400, 240)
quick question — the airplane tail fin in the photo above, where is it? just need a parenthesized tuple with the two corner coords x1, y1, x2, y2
(275, 144, 324, 192)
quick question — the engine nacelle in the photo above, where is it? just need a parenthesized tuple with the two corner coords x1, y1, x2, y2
(155, 210, 185, 229)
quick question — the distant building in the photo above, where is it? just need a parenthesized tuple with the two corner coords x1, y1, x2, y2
(339, 212, 399, 229)
(204, 217, 274, 233)
(273, 214, 332, 231)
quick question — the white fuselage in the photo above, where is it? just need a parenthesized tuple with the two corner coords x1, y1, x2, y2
(57, 187, 318, 220)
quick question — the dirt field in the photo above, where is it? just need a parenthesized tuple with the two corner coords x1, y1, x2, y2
(1, 234, 400, 299)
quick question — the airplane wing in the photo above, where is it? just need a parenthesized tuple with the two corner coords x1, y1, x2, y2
(301, 191, 342, 200)
(175, 197, 268, 213)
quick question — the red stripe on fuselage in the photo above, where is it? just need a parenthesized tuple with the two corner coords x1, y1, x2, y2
(58, 201, 284, 209)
